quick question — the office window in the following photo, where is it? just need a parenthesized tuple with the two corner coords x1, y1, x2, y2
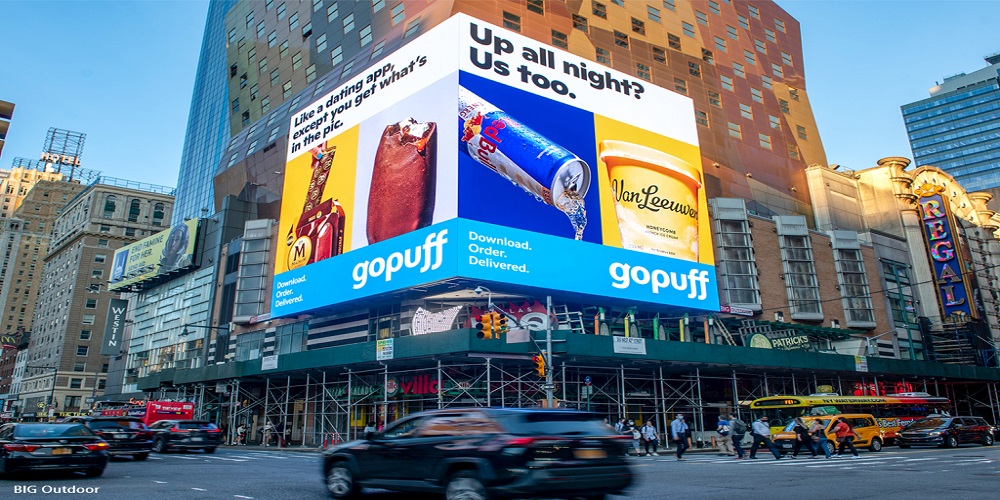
(762, 75, 773, 89)
(714, 36, 726, 52)
(288, 12, 298, 31)
(781, 235, 822, 316)
(274, 322, 308, 355)
(716, 218, 761, 306)
(97, 239, 109, 247)
(551, 30, 568, 49)
(73, 362, 86, 372)
(740, 103, 753, 120)
(765, 28, 776, 42)
(758, 133, 772, 150)
(77, 346, 89, 356)
(782, 52, 794, 66)
(663, 0, 676, 11)
(775, 18, 786, 32)
(370, 41, 385, 60)
(247, 48, 256, 63)
(523, 0, 542, 14)
(316, 33, 327, 54)
(246, 11, 254, 27)
(738, 15, 749, 29)
(614, 30, 629, 47)
(80, 330, 92, 340)
(593, 2, 607, 19)
(257, 20, 265, 38)
(277, 1, 286, 18)
(647, 5, 661, 22)
(733, 62, 745, 78)
(721, 75, 734, 91)
(789, 88, 800, 101)
(241, 111, 250, 126)
(283, 81, 293, 99)
(727, 25, 738, 39)
(343, 13, 355, 33)
(261, 96, 271, 114)
(668, 33, 681, 50)
(637, 63, 651, 81)
(391, 3, 405, 25)
(751, 87, 763, 103)
(632, 17, 645, 35)
(749, 4, 760, 19)
(709, 1, 721, 15)
(688, 62, 701, 78)
(772, 63, 784, 78)
(708, 90, 722, 107)
(258, 57, 267, 74)
(836, 249, 875, 325)
(331, 45, 343, 66)
(769, 114, 781, 130)
(326, 3, 338, 22)
(502, 11, 520, 32)
(268, 127, 280, 143)
(682, 21, 695, 37)
(573, 14, 589, 32)
(279, 40, 289, 58)
(85, 299, 99, 311)
(270, 68, 280, 85)
(695, 110, 709, 127)
(302, 22, 312, 37)
(313, 0, 322, 11)
(91, 269, 103, 279)
(652, 46, 666, 63)
(674, 77, 688, 95)
(727, 121, 742, 139)
(779, 99, 790, 114)
(103, 195, 116, 218)
(247, 140, 259, 155)
(249, 84, 258, 101)
(797, 125, 808, 140)
(787, 144, 800, 159)
(744, 50, 756, 66)
(755, 39, 767, 53)
(373, 0, 385, 13)
(359, 25, 372, 46)
(702, 48, 714, 65)
(611, 0, 623, 5)
(70, 379, 83, 389)
(596, 47, 611, 64)
(268, 30, 277, 47)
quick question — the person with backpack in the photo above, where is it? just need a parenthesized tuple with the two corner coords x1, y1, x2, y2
(729, 413, 747, 459)
(832, 417, 860, 458)
(716, 415, 735, 456)
(640, 419, 659, 456)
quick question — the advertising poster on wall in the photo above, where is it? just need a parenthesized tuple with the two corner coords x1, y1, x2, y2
(272, 15, 718, 318)
(108, 218, 200, 291)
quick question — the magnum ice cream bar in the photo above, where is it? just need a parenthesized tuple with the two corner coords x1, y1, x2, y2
(366, 118, 437, 243)
(286, 144, 346, 270)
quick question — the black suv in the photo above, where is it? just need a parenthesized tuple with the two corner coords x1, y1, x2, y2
(322, 408, 633, 500)
(897, 416, 995, 448)
(148, 420, 223, 453)
(64, 416, 154, 460)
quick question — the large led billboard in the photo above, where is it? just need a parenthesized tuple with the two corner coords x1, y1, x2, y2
(108, 218, 200, 291)
(273, 15, 718, 318)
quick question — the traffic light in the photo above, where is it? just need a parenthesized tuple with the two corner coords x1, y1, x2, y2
(532, 352, 546, 377)
(494, 312, 508, 336)
(476, 313, 494, 339)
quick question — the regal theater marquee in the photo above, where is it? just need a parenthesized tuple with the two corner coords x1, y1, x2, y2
(915, 184, 975, 319)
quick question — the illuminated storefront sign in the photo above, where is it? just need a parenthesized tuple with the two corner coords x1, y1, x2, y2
(917, 189, 974, 318)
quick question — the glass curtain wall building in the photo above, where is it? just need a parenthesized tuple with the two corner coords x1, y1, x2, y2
(901, 53, 1000, 192)
(172, 0, 237, 224)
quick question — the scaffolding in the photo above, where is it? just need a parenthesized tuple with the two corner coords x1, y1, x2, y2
(162, 359, 1000, 449)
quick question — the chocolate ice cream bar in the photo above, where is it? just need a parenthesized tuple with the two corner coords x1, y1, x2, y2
(366, 118, 437, 243)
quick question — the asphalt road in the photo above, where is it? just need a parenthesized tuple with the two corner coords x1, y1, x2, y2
(2, 444, 999, 499)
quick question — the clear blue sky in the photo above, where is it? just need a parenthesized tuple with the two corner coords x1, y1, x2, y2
(1, 1, 998, 187)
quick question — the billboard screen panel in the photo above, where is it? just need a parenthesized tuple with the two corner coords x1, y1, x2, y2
(273, 15, 717, 318)
(108, 218, 200, 291)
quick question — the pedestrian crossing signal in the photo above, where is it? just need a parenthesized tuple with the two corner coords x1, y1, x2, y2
(476, 313, 494, 339)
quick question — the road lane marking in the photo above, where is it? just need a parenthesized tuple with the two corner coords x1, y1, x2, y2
(901, 458, 936, 462)
(172, 456, 200, 460)
(235, 496, 254, 499)
(192, 488, 208, 491)
(154, 481, 168, 484)
(205, 456, 249, 462)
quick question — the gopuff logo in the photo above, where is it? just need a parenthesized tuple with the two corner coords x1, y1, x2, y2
(609, 262, 710, 300)
(353, 230, 448, 289)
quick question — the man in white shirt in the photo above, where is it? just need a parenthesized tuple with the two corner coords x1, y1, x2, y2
(640, 419, 659, 456)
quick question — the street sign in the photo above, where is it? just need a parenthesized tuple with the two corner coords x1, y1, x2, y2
(584, 376, 592, 386)
(85, 397, 96, 404)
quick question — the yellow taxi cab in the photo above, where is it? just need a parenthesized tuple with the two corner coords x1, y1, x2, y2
(772, 413, 885, 455)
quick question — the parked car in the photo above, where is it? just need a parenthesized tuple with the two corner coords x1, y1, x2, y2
(773, 413, 885, 454)
(322, 408, 633, 500)
(0, 423, 109, 477)
(148, 420, 222, 453)
(64, 416, 154, 460)
(896, 416, 995, 448)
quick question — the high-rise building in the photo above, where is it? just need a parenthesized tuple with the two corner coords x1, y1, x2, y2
(901, 52, 1000, 193)
(172, 0, 238, 225)
(0, 166, 66, 218)
(0, 100, 13, 160)
(18, 178, 174, 419)
(215, 0, 826, 223)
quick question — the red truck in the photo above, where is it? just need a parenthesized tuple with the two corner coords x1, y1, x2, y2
(98, 400, 194, 426)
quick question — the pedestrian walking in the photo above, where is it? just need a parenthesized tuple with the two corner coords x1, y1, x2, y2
(729, 413, 747, 459)
(670, 414, 689, 460)
(641, 419, 659, 456)
(236, 423, 247, 446)
(748, 416, 782, 460)
(832, 417, 860, 458)
(630, 423, 642, 456)
(716, 415, 735, 456)
(810, 418, 832, 459)
(789, 417, 817, 458)
(262, 421, 275, 447)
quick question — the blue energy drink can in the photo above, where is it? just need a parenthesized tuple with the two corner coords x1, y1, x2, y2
(458, 88, 591, 205)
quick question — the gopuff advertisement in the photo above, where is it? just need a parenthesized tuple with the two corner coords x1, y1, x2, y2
(273, 15, 718, 317)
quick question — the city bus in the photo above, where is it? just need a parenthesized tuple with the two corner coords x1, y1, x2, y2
(93, 400, 195, 426)
(749, 393, 951, 441)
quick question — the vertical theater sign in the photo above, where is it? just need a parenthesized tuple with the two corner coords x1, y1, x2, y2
(915, 183, 975, 319)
